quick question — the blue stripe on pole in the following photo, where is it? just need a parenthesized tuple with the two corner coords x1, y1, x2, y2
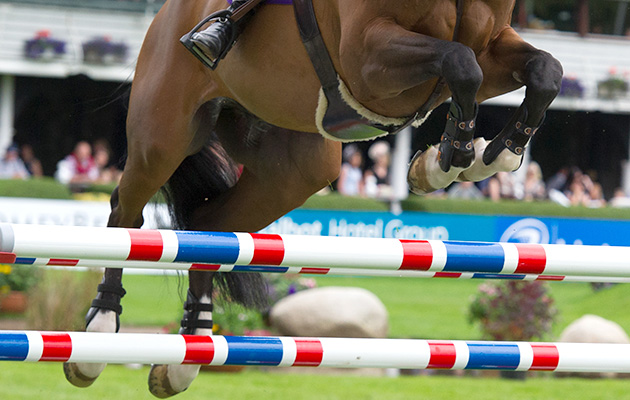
(224, 336, 284, 366)
(443, 242, 505, 273)
(14, 257, 36, 265)
(174, 231, 240, 264)
(473, 273, 526, 280)
(0, 332, 29, 361)
(232, 265, 290, 273)
(466, 342, 520, 370)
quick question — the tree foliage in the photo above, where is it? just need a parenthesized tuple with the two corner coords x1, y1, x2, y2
(516, 0, 630, 35)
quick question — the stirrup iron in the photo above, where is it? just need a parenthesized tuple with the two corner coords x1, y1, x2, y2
(180, 10, 234, 70)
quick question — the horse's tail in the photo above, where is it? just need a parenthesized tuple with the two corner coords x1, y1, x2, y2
(160, 137, 268, 310)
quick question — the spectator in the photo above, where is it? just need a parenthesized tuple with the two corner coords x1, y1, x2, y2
(523, 161, 546, 201)
(546, 166, 569, 193)
(337, 144, 364, 196)
(55, 141, 99, 188)
(486, 171, 520, 202)
(19, 144, 43, 178)
(364, 141, 392, 199)
(93, 140, 121, 184)
(0, 144, 30, 179)
(588, 182, 606, 208)
(610, 188, 630, 208)
(562, 168, 605, 207)
(448, 181, 484, 200)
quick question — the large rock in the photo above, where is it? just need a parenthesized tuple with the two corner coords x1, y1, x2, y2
(269, 287, 388, 338)
(559, 314, 630, 344)
(557, 314, 630, 379)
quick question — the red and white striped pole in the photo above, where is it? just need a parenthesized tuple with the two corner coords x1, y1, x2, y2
(2, 223, 630, 278)
(2, 331, 630, 373)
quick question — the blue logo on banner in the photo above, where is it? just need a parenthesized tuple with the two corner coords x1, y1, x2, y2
(499, 218, 550, 244)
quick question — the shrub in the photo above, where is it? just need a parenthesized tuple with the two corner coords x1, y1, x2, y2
(468, 280, 557, 341)
(26, 270, 102, 331)
(0, 264, 41, 293)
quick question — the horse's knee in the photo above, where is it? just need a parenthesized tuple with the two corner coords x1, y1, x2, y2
(443, 44, 483, 96)
(525, 51, 563, 101)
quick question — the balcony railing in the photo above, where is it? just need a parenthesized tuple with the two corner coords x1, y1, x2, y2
(0, 0, 165, 13)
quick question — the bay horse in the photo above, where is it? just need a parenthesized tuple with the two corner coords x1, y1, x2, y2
(64, 0, 562, 397)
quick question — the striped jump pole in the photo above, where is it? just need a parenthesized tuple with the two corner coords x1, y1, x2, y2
(8, 256, 630, 284)
(2, 331, 630, 373)
(2, 223, 630, 278)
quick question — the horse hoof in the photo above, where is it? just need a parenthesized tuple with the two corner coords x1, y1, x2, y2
(63, 362, 104, 388)
(408, 145, 470, 195)
(407, 146, 437, 195)
(148, 364, 182, 399)
(148, 363, 202, 398)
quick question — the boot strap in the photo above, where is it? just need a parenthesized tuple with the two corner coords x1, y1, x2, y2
(180, 289, 214, 334)
(502, 118, 542, 156)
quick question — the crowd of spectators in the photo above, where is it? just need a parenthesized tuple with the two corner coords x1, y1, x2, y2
(54, 139, 121, 191)
(0, 143, 42, 180)
(0, 139, 121, 192)
(447, 162, 630, 208)
(334, 142, 630, 208)
(336, 141, 393, 200)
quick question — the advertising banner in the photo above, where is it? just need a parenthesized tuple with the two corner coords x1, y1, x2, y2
(1, 197, 628, 246)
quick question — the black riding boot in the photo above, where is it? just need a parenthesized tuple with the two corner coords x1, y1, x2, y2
(180, 0, 256, 69)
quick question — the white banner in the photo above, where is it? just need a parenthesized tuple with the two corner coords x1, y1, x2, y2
(0, 197, 170, 229)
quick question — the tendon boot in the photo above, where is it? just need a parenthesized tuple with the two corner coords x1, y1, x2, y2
(482, 103, 543, 168)
(180, 0, 259, 69)
(437, 102, 478, 173)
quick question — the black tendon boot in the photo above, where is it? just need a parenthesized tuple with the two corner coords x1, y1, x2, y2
(180, 290, 214, 334)
(180, 0, 256, 69)
(437, 102, 478, 173)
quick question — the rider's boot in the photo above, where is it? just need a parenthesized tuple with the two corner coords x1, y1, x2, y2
(180, 0, 257, 69)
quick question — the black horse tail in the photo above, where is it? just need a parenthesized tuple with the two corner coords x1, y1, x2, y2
(160, 136, 268, 310)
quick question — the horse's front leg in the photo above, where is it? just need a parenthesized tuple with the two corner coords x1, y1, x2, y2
(347, 23, 484, 194)
(458, 27, 563, 182)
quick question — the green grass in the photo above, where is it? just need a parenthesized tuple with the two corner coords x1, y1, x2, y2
(116, 274, 630, 341)
(5, 275, 630, 398)
(1, 365, 629, 400)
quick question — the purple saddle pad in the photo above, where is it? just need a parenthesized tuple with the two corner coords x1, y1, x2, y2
(227, 0, 292, 4)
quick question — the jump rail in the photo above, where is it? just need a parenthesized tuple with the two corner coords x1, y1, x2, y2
(7, 256, 630, 284)
(1, 223, 629, 278)
(2, 331, 630, 373)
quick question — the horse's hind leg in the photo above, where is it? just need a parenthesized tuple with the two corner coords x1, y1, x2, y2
(458, 27, 562, 182)
(147, 105, 341, 398)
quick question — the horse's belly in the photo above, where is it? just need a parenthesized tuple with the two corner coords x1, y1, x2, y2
(217, 6, 322, 133)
